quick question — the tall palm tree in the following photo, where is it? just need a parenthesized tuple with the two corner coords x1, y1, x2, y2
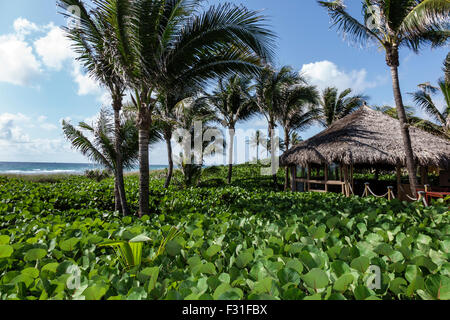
(410, 54, 450, 138)
(254, 66, 300, 186)
(58, 0, 131, 215)
(98, 0, 275, 216)
(318, 0, 450, 194)
(62, 109, 160, 212)
(275, 83, 320, 189)
(208, 76, 257, 184)
(318, 87, 367, 127)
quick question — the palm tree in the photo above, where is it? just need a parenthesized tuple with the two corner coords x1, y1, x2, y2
(290, 132, 303, 146)
(208, 76, 257, 184)
(98, 0, 275, 216)
(154, 85, 203, 189)
(254, 66, 300, 186)
(318, 87, 367, 127)
(275, 83, 320, 189)
(249, 130, 266, 163)
(58, 0, 131, 216)
(318, 0, 449, 194)
(410, 54, 450, 138)
(172, 97, 217, 187)
(62, 109, 160, 212)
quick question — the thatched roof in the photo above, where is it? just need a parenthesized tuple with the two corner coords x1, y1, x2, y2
(281, 106, 450, 168)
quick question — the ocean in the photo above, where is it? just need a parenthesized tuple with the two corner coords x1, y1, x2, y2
(0, 162, 168, 175)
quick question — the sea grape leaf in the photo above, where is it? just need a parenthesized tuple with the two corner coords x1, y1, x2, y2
(302, 268, 329, 290)
(0, 245, 13, 258)
(350, 256, 370, 273)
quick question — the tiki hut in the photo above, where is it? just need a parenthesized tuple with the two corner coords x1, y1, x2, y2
(281, 106, 450, 198)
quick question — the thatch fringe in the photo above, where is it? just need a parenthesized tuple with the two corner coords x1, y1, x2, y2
(281, 106, 450, 168)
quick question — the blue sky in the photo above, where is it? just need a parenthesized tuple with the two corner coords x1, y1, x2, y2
(0, 0, 447, 164)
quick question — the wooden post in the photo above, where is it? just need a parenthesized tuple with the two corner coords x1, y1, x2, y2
(343, 165, 349, 197)
(420, 166, 429, 186)
(290, 166, 297, 192)
(387, 186, 393, 200)
(324, 164, 328, 192)
(363, 182, 370, 197)
(350, 164, 354, 194)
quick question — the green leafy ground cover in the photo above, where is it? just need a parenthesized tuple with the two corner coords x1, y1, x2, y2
(0, 165, 449, 300)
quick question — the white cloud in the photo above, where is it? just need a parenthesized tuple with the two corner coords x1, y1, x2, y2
(300, 60, 386, 93)
(34, 25, 75, 70)
(71, 61, 103, 96)
(37, 115, 47, 123)
(1, 18, 111, 105)
(0, 112, 82, 162)
(40, 123, 58, 131)
(0, 33, 42, 86)
(13, 18, 39, 38)
(0, 113, 32, 143)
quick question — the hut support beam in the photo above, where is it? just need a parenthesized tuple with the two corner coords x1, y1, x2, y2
(307, 164, 311, 192)
(420, 166, 428, 186)
(290, 166, 297, 192)
(343, 165, 350, 197)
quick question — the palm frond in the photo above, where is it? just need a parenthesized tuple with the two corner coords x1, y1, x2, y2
(62, 120, 112, 169)
(400, 0, 450, 40)
(317, 0, 382, 46)
(410, 89, 446, 125)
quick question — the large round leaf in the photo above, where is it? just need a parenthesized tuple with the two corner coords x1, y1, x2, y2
(0, 245, 13, 258)
(302, 268, 329, 290)
(24, 248, 47, 261)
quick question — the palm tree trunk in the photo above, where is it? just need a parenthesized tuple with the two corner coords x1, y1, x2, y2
(269, 125, 278, 188)
(113, 107, 130, 216)
(164, 132, 174, 189)
(284, 128, 290, 191)
(227, 128, 235, 184)
(114, 178, 122, 212)
(256, 142, 259, 163)
(138, 126, 150, 217)
(390, 65, 418, 195)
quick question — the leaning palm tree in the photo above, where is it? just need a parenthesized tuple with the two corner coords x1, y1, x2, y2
(98, 0, 275, 216)
(61, 109, 141, 212)
(275, 83, 320, 189)
(318, 0, 449, 194)
(208, 76, 257, 184)
(58, 0, 131, 215)
(254, 66, 300, 186)
(410, 54, 450, 138)
(318, 87, 367, 127)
